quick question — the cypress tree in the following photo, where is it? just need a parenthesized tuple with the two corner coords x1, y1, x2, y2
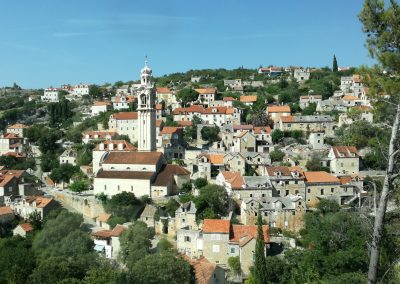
(253, 208, 267, 284)
(332, 54, 338, 72)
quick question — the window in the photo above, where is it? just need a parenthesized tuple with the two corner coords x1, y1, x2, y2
(230, 247, 235, 253)
(307, 188, 310, 193)
(118, 185, 120, 191)
(295, 181, 298, 184)
(212, 245, 220, 253)
(210, 234, 221, 241)
(320, 189, 324, 195)
(131, 186, 133, 191)
(285, 190, 289, 196)
(104, 185, 107, 190)
(331, 188, 334, 193)
(250, 194, 253, 197)
(184, 236, 191, 242)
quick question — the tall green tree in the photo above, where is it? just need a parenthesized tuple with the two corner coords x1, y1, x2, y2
(359, 1, 400, 283)
(129, 253, 192, 284)
(332, 54, 338, 72)
(119, 221, 153, 268)
(253, 209, 267, 284)
(176, 88, 199, 106)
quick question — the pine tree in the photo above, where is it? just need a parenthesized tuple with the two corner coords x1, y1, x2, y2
(332, 54, 338, 72)
(253, 208, 267, 284)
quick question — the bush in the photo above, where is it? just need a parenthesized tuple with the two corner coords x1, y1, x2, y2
(194, 177, 208, 189)
(270, 149, 285, 162)
(107, 216, 126, 229)
(228, 256, 241, 275)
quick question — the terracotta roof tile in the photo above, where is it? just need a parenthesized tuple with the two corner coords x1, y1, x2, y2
(152, 164, 190, 186)
(111, 112, 138, 120)
(199, 153, 224, 165)
(280, 115, 295, 123)
(222, 97, 236, 101)
(96, 170, 154, 180)
(195, 88, 217, 94)
(267, 105, 291, 113)
(230, 224, 269, 244)
(342, 95, 357, 101)
(110, 224, 127, 237)
(177, 121, 193, 127)
(304, 171, 340, 183)
(253, 126, 272, 134)
(220, 171, 244, 189)
(159, 127, 184, 135)
(18, 223, 33, 232)
(94, 140, 137, 151)
(332, 146, 359, 158)
(203, 219, 230, 233)
(156, 87, 172, 94)
(240, 95, 257, 103)
(0, 206, 13, 215)
(7, 123, 28, 129)
(93, 101, 111, 106)
(186, 257, 216, 284)
(103, 151, 163, 165)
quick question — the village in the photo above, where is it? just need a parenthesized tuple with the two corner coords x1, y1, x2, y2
(0, 56, 391, 283)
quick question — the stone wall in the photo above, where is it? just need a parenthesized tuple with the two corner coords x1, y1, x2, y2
(52, 191, 105, 219)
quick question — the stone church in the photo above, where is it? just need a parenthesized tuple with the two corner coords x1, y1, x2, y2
(93, 62, 190, 198)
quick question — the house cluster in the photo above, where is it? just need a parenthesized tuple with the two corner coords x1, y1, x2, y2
(2, 61, 377, 283)
(41, 83, 89, 102)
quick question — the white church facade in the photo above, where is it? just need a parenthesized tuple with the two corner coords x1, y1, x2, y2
(93, 61, 190, 198)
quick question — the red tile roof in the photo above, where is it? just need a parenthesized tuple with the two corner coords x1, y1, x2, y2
(94, 140, 137, 151)
(7, 123, 28, 129)
(332, 146, 359, 158)
(159, 127, 184, 135)
(203, 219, 230, 234)
(186, 257, 216, 284)
(199, 153, 224, 165)
(223, 97, 236, 101)
(220, 171, 244, 189)
(156, 87, 172, 94)
(267, 105, 291, 113)
(93, 101, 112, 106)
(195, 88, 217, 94)
(267, 166, 304, 177)
(230, 224, 269, 244)
(240, 95, 258, 103)
(103, 151, 163, 165)
(153, 164, 190, 186)
(280, 115, 295, 123)
(18, 223, 33, 232)
(304, 171, 340, 183)
(177, 121, 193, 127)
(253, 126, 272, 134)
(96, 170, 154, 179)
(0, 206, 13, 215)
(111, 112, 138, 120)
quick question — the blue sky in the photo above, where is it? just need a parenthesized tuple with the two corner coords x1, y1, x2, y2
(0, 0, 372, 88)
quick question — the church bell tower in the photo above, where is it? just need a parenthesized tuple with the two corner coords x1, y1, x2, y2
(137, 60, 156, 152)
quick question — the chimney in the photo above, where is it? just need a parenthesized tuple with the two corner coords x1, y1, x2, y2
(118, 143, 124, 150)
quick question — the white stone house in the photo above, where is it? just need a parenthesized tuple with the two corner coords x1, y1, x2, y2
(59, 148, 78, 166)
(329, 146, 359, 175)
(41, 88, 60, 102)
(293, 68, 310, 82)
